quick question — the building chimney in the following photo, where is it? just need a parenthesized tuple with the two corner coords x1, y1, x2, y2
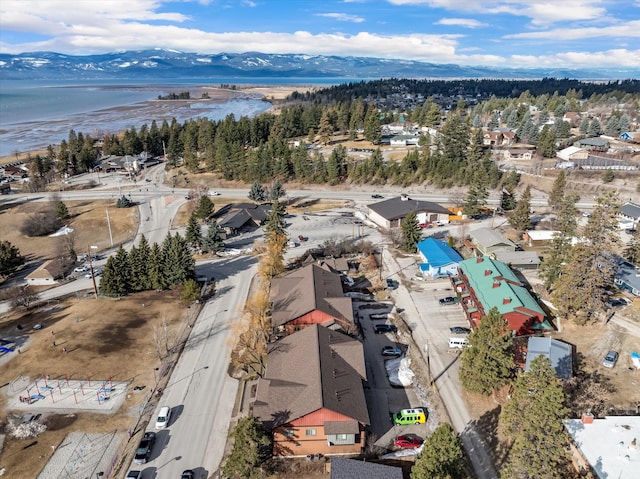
(485, 269, 492, 276)
(493, 281, 500, 288)
(503, 297, 511, 304)
(476, 257, 483, 263)
(581, 412, 594, 424)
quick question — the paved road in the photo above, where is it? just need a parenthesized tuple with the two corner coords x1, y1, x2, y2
(139, 257, 258, 478)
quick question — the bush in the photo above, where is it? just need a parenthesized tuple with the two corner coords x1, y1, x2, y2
(116, 195, 133, 208)
(20, 212, 62, 237)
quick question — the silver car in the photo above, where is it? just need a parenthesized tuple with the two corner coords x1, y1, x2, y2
(602, 350, 619, 368)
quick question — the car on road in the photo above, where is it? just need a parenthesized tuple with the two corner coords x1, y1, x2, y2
(385, 278, 396, 289)
(602, 350, 619, 368)
(298, 235, 307, 242)
(74, 265, 89, 273)
(155, 405, 172, 429)
(371, 194, 384, 199)
(395, 433, 424, 449)
(133, 431, 156, 464)
(392, 408, 427, 425)
(181, 471, 195, 479)
(145, 178, 152, 183)
(125, 471, 142, 479)
(374, 324, 397, 334)
(607, 298, 627, 308)
(439, 296, 459, 306)
(209, 191, 221, 196)
(381, 346, 402, 357)
(449, 326, 471, 335)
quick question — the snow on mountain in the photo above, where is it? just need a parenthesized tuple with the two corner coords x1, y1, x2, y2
(0, 50, 636, 80)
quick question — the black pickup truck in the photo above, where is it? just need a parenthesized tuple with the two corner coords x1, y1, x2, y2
(134, 431, 156, 464)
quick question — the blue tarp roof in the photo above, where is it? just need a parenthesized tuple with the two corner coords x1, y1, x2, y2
(417, 238, 462, 267)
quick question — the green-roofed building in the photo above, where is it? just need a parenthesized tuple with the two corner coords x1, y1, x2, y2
(454, 256, 552, 336)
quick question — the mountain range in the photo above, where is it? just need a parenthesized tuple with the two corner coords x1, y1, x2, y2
(1, 49, 638, 80)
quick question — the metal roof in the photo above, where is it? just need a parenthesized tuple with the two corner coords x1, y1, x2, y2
(525, 337, 573, 380)
(417, 237, 462, 267)
(330, 457, 403, 479)
(368, 196, 449, 221)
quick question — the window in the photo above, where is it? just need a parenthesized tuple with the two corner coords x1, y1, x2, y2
(305, 428, 317, 436)
(282, 429, 294, 437)
(326, 434, 356, 445)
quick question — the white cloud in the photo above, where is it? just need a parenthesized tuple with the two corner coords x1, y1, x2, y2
(386, 0, 608, 26)
(436, 18, 487, 28)
(505, 20, 640, 40)
(315, 13, 366, 23)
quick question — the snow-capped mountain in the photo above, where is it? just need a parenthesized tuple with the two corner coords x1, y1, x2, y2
(0, 49, 636, 80)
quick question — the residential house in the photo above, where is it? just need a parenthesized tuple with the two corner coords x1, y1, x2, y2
(576, 137, 609, 152)
(556, 146, 588, 162)
(483, 130, 503, 147)
(319, 257, 351, 276)
(492, 250, 541, 270)
(501, 148, 534, 161)
(25, 260, 62, 286)
(614, 257, 640, 297)
(417, 237, 463, 278)
(469, 227, 516, 256)
(620, 131, 640, 142)
(523, 230, 559, 247)
(367, 194, 450, 230)
(329, 457, 403, 479)
(524, 337, 573, 380)
(564, 416, 640, 478)
(562, 112, 581, 127)
(214, 202, 271, 237)
(270, 264, 354, 336)
(253, 325, 370, 457)
(453, 256, 552, 335)
(389, 134, 420, 146)
(1, 164, 28, 181)
(620, 202, 640, 228)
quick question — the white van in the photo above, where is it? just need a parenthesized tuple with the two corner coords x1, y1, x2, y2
(448, 337, 468, 349)
(155, 406, 171, 429)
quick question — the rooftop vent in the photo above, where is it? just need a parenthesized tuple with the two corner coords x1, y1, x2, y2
(485, 269, 492, 276)
(503, 297, 512, 304)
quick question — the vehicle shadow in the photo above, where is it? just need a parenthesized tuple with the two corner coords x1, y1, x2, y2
(168, 404, 184, 427)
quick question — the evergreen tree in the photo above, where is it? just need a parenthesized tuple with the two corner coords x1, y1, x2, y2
(116, 195, 132, 208)
(547, 170, 566, 210)
(487, 112, 499, 130)
(317, 109, 333, 146)
(425, 103, 442, 127)
(0, 240, 25, 275)
(499, 356, 569, 479)
(536, 125, 556, 158)
(222, 416, 271, 479)
(136, 234, 152, 290)
(459, 307, 513, 396)
(185, 212, 202, 249)
(364, 108, 382, 145)
(202, 220, 225, 254)
(463, 169, 489, 217)
(264, 200, 286, 241)
(55, 201, 69, 220)
(540, 194, 579, 290)
(411, 423, 466, 479)
(127, 245, 143, 292)
(100, 247, 130, 296)
(578, 116, 590, 134)
(162, 233, 195, 287)
(625, 228, 640, 264)
(248, 181, 266, 203)
(195, 195, 214, 220)
(508, 186, 532, 231)
(401, 212, 421, 253)
(602, 169, 615, 183)
(269, 180, 286, 200)
(148, 242, 167, 290)
(588, 118, 602, 137)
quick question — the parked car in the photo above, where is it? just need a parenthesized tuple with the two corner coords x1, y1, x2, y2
(602, 350, 619, 368)
(385, 278, 396, 289)
(134, 432, 156, 464)
(298, 235, 307, 242)
(392, 408, 427, 425)
(395, 433, 424, 449)
(155, 405, 172, 429)
(209, 191, 221, 196)
(371, 194, 384, 199)
(381, 346, 402, 357)
(125, 472, 142, 479)
(74, 265, 89, 273)
(449, 326, 471, 335)
(607, 298, 627, 308)
(181, 471, 195, 479)
(374, 324, 397, 334)
(439, 296, 459, 306)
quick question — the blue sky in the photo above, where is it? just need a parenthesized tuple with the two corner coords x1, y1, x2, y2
(1, 0, 639, 69)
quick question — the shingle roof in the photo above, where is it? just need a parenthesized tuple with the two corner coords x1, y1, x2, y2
(493, 250, 541, 266)
(330, 457, 403, 479)
(368, 196, 449, 221)
(458, 256, 546, 319)
(417, 238, 462, 267)
(270, 264, 353, 327)
(470, 227, 515, 249)
(253, 325, 369, 429)
(216, 202, 270, 229)
(621, 202, 640, 220)
(525, 337, 573, 380)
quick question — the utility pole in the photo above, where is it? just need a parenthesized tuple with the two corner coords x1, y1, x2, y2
(88, 245, 98, 299)
(105, 208, 113, 246)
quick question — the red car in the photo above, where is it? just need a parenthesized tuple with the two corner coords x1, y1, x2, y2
(395, 433, 424, 449)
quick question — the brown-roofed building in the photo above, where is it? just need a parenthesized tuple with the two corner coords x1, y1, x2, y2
(270, 264, 354, 336)
(253, 324, 370, 457)
(367, 194, 450, 230)
(25, 260, 63, 286)
(214, 202, 271, 236)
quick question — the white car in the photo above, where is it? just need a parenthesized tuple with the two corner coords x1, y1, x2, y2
(209, 191, 221, 196)
(155, 406, 171, 429)
(74, 265, 89, 273)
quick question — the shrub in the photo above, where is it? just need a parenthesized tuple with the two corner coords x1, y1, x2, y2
(20, 212, 61, 237)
